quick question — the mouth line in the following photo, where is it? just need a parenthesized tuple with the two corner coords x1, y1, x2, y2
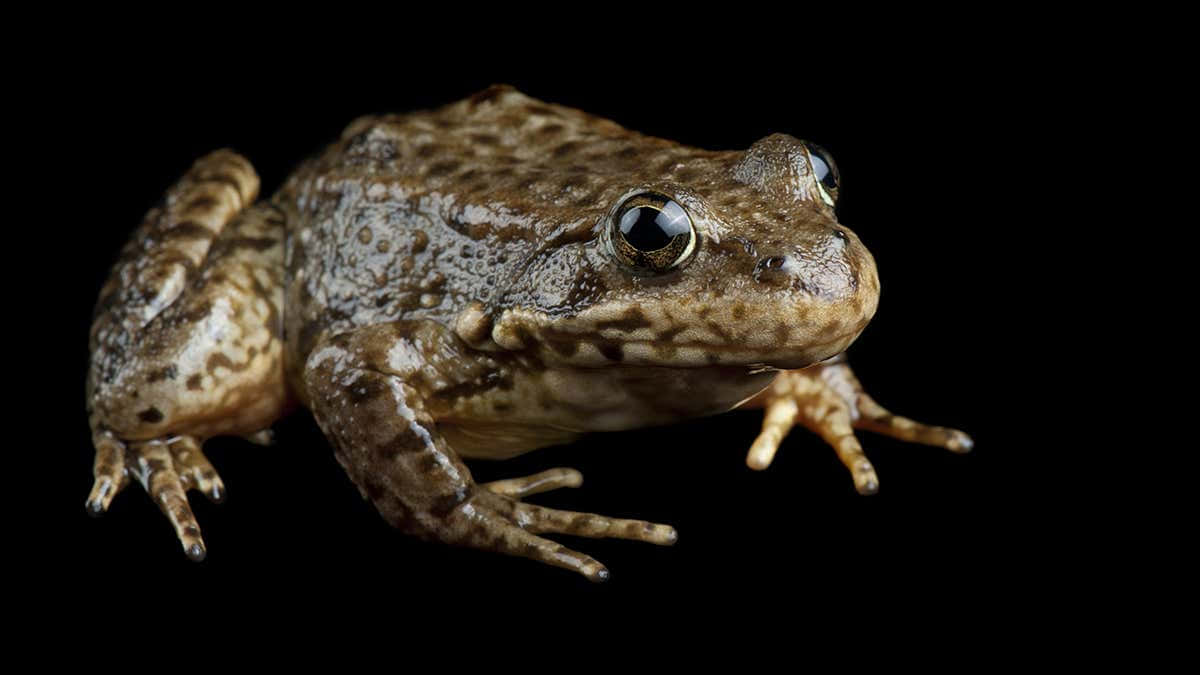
(537, 332, 854, 370)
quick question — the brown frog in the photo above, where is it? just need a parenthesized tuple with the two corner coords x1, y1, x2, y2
(85, 85, 972, 581)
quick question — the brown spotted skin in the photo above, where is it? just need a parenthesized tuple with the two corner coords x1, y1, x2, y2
(86, 85, 971, 578)
(87, 155, 287, 560)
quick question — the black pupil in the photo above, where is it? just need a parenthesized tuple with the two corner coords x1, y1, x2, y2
(807, 147, 837, 191)
(619, 205, 686, 251)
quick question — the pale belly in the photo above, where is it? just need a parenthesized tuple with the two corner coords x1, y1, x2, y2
(438, 365, 778, 459)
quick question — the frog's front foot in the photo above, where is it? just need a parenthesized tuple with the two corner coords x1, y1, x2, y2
(450, 471, 677, 582)
(742, 355, 972, 494)
(481, 467, 583, 498)
(86, 433, 226, 560)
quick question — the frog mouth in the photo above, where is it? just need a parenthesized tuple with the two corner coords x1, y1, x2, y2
(490, 300, 873, 371)
(533, 330, 860, 371)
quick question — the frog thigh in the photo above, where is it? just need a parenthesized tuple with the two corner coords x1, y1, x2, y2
(86, 153, 288, 559)
(88, 200, 288, 443)
(303, 321, 676, 581)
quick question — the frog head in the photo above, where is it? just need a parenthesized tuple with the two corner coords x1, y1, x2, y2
(475, 132, 879, 371)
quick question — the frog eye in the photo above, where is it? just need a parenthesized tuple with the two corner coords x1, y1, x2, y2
(609, 192, 697, 273)
(803, 142, 840, 206)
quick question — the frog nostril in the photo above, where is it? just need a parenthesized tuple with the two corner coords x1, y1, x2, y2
(753, 255, 792, 285)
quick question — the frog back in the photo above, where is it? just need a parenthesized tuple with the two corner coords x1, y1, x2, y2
(274, 86, 716, 365)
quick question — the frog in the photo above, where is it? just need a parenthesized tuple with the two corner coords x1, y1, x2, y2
(85, 84, 972, 581)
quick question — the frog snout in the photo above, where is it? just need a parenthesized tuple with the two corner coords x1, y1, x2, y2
(753, 254, 844, 298)
(752, 230, 865, 301)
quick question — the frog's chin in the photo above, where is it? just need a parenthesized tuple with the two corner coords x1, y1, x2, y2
(737, 337, 857, 371)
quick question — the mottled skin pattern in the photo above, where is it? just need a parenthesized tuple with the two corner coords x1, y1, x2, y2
(86, 85, 971, 580)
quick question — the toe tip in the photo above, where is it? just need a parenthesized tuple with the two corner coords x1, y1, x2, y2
(954, 434, 975, 453)
(185, 543, 207, 562)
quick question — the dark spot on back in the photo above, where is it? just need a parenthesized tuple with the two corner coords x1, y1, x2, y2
(181, 300, 213, 324)
(427, 160, 460, 177)
(554, 141, 582, 158)
(138, 407, 164, 424)
(186, 374, 203, 390)
(206, 353, 245, 374)
(147, 364, 178, 383)
(597, 341, 623, 361)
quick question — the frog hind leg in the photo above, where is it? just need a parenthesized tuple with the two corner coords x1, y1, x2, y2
(303, 322, 677, 582)
(741, 354, 972, 494)
(86, 152, 288, 560)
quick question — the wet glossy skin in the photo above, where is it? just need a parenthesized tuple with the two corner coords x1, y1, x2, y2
(86, 85, 971, 580)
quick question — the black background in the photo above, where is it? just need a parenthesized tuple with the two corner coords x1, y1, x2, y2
(30, 28, 1097, 637)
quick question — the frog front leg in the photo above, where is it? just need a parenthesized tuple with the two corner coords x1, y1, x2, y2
(303, 322, 677, 582)
(741, 354, 972, 494)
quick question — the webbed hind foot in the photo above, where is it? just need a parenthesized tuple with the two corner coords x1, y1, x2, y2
(87, 433, 226, 561)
